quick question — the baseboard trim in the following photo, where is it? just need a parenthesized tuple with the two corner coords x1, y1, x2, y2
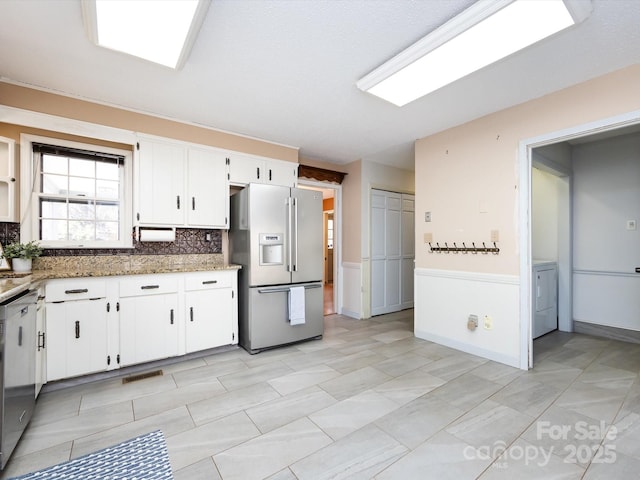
(415, 328, 521, 369)
(574, 321, 640, 345)
(340, 308, 360, 319)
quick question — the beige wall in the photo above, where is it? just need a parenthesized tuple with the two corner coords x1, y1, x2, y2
(0, 82, 298, 162)
(341, 160, 362, 263)
(415, 64, 640, 276)
(360, 160, 415, 258)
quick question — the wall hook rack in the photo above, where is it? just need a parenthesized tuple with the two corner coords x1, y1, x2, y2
(428, 240, 500, 255)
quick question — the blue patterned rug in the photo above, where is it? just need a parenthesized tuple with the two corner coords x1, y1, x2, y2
(9, 430, 173, 479)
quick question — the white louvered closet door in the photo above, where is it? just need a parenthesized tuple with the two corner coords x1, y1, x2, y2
(371, 189, 403, 316)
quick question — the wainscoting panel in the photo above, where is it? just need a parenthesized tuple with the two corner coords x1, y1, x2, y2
(341, 261, 361, 319)
(415, 268, 521, 368)
(573, 270, 640, 331)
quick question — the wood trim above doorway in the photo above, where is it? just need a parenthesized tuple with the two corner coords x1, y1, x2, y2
(298, 164, 347, 184)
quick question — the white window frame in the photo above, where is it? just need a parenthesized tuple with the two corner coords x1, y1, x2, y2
(21, 134, 133, 248)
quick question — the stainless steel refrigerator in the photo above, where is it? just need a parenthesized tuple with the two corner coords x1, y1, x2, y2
(230, 183, 324, 353)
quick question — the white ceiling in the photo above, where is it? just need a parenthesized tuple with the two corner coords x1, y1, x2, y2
(1, 0, 639, 171)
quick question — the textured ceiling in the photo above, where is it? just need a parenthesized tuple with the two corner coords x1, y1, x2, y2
(1, 0, 639, 171)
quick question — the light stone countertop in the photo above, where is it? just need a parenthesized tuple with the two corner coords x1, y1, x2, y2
(0, 254, 241, 303)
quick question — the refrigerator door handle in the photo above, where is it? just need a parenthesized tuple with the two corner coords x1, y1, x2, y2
(287, 197, 293, 272)
(258, 284, 322, 294)
(293, 197, 298, 272)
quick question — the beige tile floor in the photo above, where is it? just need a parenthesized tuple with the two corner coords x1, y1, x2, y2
(3, 310, 640, 479)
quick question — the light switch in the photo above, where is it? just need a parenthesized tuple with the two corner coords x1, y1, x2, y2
(424, 232, 432, 243)
(627, 220, 637, 231)
(425, 212, 431, 222)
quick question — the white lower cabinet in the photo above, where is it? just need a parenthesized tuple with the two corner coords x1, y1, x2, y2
(35, 286, 46, 397)
(119, 274, 180, 366)
(45, 278, 109, 381)
(46, 298, 108, 381)
(43, 269, 238, 382)
(184, 271, 237, 353)
(119, 294, 179, 366)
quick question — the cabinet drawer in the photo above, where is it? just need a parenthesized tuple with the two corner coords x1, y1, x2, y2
(46, 278, 107, 302)
(120, 274, 179, 297)
(184, 271, 234, 291)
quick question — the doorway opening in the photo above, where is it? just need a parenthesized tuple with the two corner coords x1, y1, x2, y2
(298, 181, 341, 316)
(520, 112, 640, 369)
(324, 211, 335, 314)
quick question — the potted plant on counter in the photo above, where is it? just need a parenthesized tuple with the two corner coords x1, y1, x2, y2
(1, 240, 43, 273)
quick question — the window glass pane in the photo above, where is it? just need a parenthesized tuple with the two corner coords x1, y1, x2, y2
(69, 158, 95, 177)
(96, 202, 119, 221)
(35, 142, 126, 246)
(97, 161, 119, 180)
(96, 222, 119, 241)
(69, 176, 95, 197)
(69, 200, 95, 220)
(96, 179, 119, 199)
(41, 219, 68, 241)
(42, 174, 68, 194)
(68, 221, 95, 241)
(41, 199, 67, 219)
(41, 155, 68, 175)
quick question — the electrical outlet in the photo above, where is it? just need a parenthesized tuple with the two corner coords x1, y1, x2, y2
(467, 314, 478, 331)
(484, 315, 493, 330)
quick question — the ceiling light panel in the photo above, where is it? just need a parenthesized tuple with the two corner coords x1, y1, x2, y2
(358, 0, 592, 107)
(83, 0, 210, 69)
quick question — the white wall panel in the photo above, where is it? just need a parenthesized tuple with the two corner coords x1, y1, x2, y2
(342, 261, 361, 319)
(415, 268, 521, 368)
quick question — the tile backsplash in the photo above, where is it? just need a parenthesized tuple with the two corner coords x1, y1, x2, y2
(0, 222, 20, 247)
(0, 223, 222, 256)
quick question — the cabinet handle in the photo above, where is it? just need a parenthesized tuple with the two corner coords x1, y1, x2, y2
(256, 167, 260, 179)
(202, 280, 217, 285)
(75, 320, 80, 339)
(141, 285, 160, 290)
(65, 288, 88, 294)
(177, 195, 181, 210)
(190, 306, 194, 322)
(38, 331, 45, 351)
(170, 309, 174, 325)
(192, 197, 196, 210)
(18, 326, 23, 346)
(269, 169, 272, 181)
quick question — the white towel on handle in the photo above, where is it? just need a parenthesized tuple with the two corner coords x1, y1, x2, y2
(289, 286, 306, 325)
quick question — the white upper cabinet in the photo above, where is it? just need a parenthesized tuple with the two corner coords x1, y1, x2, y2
(136, 137, 229, 229)
(0, 136, 17, 222)
(187, 147, 228, 228)
(137, 138, 185, 226)
(227, 153, 298, 188)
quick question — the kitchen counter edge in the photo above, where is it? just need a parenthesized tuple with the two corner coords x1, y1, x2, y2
(0, 264, 242, 303)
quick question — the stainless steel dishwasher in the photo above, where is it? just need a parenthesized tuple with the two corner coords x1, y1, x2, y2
(0, 289, 37, 470)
